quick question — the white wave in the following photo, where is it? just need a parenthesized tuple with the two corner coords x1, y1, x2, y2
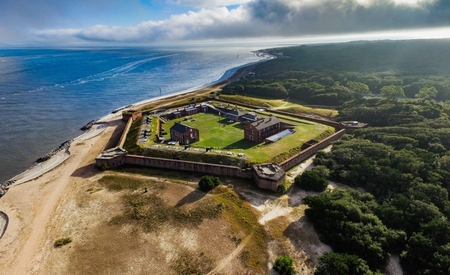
(69, 53, 180, 86)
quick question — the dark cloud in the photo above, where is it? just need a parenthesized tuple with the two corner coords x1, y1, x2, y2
(246, 0, 450, 36)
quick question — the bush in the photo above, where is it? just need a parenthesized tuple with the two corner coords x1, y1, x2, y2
(295, 170, 328, 192)
(198, 175, 221, 192)
(315, 252, 378, 275)
(277, 183, 289, 194)
(273, 256, 295, 275)
(54, 237, 72, 248)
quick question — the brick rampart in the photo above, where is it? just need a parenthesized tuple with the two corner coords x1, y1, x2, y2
(124, 155, 253, 179)
(111, 99, 350, 187)
(279, 128, 347, 171)
(118, 117, 133, 148)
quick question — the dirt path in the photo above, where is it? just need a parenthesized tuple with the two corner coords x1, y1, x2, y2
(206, 233, 253, 275)
(10, 138, 99, 274)
(0, 118, 116, 275)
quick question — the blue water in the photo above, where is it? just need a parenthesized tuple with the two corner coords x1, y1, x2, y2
(0, 46, 266, 183)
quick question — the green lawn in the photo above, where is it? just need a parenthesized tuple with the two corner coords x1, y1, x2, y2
(142, 112, 334, 163)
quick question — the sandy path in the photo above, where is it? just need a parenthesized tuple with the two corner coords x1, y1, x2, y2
(206, 233, 253, 275)
(11, 150, 84, 274)
(0, 119, 116, 275)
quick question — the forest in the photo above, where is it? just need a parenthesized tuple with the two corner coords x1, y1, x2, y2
(228, 39, 450, 275)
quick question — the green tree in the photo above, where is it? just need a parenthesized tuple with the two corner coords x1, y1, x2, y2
(415, 86, 438, 100)
(380, 85, 405, 98)
(198, 175, 221, 192)
(295, 170, 328, 192)
(347, 81, 371, 95)
(304, 189, 406, 268)
(315, 252, 379, 275)
(273, 256, 296, 275)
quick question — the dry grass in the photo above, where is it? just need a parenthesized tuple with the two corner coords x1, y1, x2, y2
(60, 173, 267, 275)
(170, 249, 216, 275)
(110, 193, 223, 232)
(212, 187, 269, 273)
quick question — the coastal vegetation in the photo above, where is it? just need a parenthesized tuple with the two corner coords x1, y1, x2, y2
(198, 175, 221, 192)
(273, 255, 296, 275)
(295, 170, 328, 192)
(54, 237, 73, 248)
(233, 39, 450, 274)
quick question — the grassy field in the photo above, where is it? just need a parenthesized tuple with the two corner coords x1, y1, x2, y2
(142, 112, 334, 163)
(218, 94, 338, 117)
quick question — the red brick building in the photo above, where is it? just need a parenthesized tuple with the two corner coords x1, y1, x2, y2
(170, 122, 199, 145)
(244, 116, 281, 143)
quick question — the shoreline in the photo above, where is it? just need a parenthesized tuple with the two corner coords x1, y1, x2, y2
(0, 51, 274, 193)
(111, 51, 274, 114)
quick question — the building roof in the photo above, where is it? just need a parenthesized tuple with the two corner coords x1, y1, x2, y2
(265, 129, 295, 142)
(251, 116, 281, 130)
(241, 113, 257, 122)
(96, 146, 127, 160)
(227, 110, 244, 117)
(252, 163, 285, 181)
(170, 122, 193, 134)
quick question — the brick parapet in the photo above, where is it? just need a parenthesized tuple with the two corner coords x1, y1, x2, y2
(279, 128, 347, 171)
(118, 117, 133, 148)
(124, 155, 253, 179)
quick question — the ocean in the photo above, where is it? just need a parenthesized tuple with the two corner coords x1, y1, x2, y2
(0, 46, 267, 183)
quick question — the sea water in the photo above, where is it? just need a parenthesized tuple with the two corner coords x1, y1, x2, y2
(0, 46, 267, 183)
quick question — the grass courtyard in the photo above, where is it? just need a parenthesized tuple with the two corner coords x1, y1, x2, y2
(142, 112, 334, 163)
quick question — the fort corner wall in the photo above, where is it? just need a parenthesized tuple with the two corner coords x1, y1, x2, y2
(279, 128, 346, 171)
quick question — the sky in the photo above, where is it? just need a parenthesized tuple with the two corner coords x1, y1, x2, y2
(1, 0, 450, 46)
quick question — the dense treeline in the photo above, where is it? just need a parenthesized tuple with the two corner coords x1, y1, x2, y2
(261, 39, 450, 76)
(222, 40, 450, 106)
(223, 39, 450, 274)
(311, 98, 450, 274)
(222, 70, 450, 105)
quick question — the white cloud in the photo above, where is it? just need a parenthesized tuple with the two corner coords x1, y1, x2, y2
(168, 0, 253, 8)
(33, 0, 450, 44)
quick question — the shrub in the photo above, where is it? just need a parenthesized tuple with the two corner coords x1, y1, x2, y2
(295, 170, 328, 192)
(315, 252, 378, 275)
(273, 255, 295, 275)
(54, 237, 72, 248)
(277, 183, 289, 194)
(198, 175, 221, 192)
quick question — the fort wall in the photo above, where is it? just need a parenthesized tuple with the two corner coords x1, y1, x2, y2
(279, 128, 347, 171)
(99, 100, 354, 191)
(124, 155, 253, 179)
(118, 117, 133, 148)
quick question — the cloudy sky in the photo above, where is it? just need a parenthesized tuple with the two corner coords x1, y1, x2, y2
(1, 0, 450, 46)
